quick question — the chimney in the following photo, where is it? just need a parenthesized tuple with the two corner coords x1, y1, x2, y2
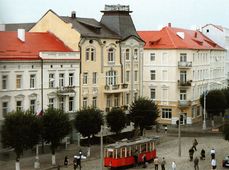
(17, 29, 25, 42)
(71, 11, 76, 18)
(168, 23, 171, 27)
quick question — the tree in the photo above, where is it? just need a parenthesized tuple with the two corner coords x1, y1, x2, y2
(222, 88, 229, 109)
(1, 110, 41, 170)
(223, 124, 229, 141)
(41, 108, 72, 165)
(106, 107, 126, 135)
(74, 107, 104, 146)
(200, 89, 227, 126)
(129, 97, 159, 136)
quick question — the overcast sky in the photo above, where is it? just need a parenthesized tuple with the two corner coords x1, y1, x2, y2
(0, 0, 228, 30)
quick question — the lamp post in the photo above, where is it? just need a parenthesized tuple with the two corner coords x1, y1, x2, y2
(79, 150, 82, 170)
(178, 114, 181, 157)
(100, 125, 104, 170)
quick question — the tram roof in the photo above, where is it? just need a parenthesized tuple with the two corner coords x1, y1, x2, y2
(104, 136, 160, 149)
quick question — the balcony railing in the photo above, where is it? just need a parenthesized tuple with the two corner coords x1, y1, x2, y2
(178, 100, 191, 108)
(178, 61, 192, 68)
(104, 84, 129, 93)
(177, 80, 192, 87)
(57, 86, 76, 95)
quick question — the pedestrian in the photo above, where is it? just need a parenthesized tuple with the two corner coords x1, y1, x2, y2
(176, 120, 179, 128)
(200, 149, 205, 160)
(133, 149, 138, 166)
(189, 147, 194, 161)
(161, 157, 166, 170)
(164, 125, 168, 134)
(194, 156, 199, 170)
(142, 154, 147, 168)
(172, 161, 176, 170)
(192, 138, 198, 151)
(211, 158, 217, 170)
(73, 155, 77, 170)
(64, 155, 69, 166)
(211, 148, 216, 159)
(154, 156, 159, 170)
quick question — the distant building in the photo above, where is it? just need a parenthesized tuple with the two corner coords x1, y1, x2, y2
(0, 30, 80, 122)
(138, 24, 226, 125)
(201, 24, 229, 85)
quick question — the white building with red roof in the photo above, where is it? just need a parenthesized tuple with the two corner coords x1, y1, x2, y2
(138, 24, 226, 125)
(0, 30, 80, 121)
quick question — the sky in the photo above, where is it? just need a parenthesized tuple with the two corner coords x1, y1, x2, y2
(0, 0, 229, 30)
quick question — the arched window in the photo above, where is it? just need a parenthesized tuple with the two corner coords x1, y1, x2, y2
(125, 49, 130, 60)
(106, 71, 117, 85)
(85, 47, 96, 61)
(108, 48, 115, 63)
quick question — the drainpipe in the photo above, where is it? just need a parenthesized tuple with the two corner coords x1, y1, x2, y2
(41, 58, 44, 112)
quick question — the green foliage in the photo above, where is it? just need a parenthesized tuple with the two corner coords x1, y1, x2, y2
(200, 89, 227, 116)
(129, 97, 159, 135)
(222, 88, 229, 109)
(106, 107, 126, 134)
(223, 124, 229, 141)
(74, 107, 104, 142)
(1, 110, 41, 159)
(41, 108, 71, 154)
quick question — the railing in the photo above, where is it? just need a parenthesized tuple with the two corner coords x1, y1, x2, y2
(57, 86, 76, 94)
(104, 84, 129, 93)
(178, 61, 192, 68)
(178, 100, 191, 108)
(177, 80, 192, 87)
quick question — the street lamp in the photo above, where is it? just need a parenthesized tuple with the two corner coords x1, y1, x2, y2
(79, 149, 82, 170)
(178, 114, 181, 157)
(100, 125, 104, 170)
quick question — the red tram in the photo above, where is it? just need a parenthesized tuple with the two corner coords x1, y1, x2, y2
(104, 136, 159, 169)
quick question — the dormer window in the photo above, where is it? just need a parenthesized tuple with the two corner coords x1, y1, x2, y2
(108, 48, 115, 63)
(86, 47, 96, 61)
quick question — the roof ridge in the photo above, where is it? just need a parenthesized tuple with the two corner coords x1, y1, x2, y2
(165, 27, 177, 48)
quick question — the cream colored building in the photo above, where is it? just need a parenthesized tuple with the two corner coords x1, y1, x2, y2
(138, 25, 226, 125)
(30, 5, 144, 112)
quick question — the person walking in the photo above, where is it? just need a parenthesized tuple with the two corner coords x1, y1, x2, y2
(64, 155, 69, 166)
(211, 158, 217, 170)
(161, 157, 166, 170)
(189, 147, 194, 161)
(192, 138, 198, 151)
(172, 161, 176, 170)
(142, 154, 147, 168)
(200, 149, 205, 160)
(194, 156, 199, 170)
(154, 157, 159, 170)
(211, 148, 216, 159)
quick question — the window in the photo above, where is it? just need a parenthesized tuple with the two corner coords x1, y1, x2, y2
(83, 97, 88, 108)
(92, 72, 97, 84)
(30, 99, 36, 114)
(134, 71, 138, 81)
(106, 71, 117, 85)
(2, 75, 8, 89)
(69, 97, 74, 111)
(49, 73, 55, 88)
(134, 93, 138, 101)
(180, 89, 187, 100)
(126, 49, 130, 60)
(69, 73, 74, 86)
(150, 88, 155, 100)
(162, 108, 172, 119)
(92, 97, 97, 108)
(134, 49, 138, 60)
(2, 102, 8, 116)
(59, 73, 64, 87)
(59, 97, 64, 110)
(83, 73, 88, 85)
(150, 70, 156, 80)
(180, 53, 187, 62)
(114, 95, 119, 107)
(30, 74, 36, 88)
(126, 71, 130, 82)
(16, 101, 23, 111)
(162, 70, 168, 81)
(180, 71, 187, 82)
(126, 93, 130, 105)
(108, 48, 115, 63)
(86, 48, 96, 61)
(150, 53, 155, 61)
(49, 98, 54, 108)
(15, 75, 22, 89)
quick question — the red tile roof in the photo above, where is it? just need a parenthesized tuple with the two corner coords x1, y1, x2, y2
(0, 32, 73, 60)
(138, 26, 224, 50)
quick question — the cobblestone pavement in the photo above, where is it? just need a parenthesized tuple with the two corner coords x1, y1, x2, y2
(1, 127, 228, 170)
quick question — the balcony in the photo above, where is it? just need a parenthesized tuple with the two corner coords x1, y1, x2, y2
(177, 80, 192, 87)
(57, 86, 76, 96)
(178, 100, 191, 108)
(178, 61, 192, 68)
(104, 84, 129, 93)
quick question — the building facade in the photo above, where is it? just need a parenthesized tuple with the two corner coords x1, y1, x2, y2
(0, 31, 80, 121)
(138, 24, 226, 125)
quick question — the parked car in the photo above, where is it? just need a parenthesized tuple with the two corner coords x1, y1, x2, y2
(222, 156, 229, 167)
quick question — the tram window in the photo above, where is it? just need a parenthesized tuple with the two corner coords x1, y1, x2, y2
(141, 144, 146, 152)
(108, 152, 113, 158)
(127, 147, 131, 157)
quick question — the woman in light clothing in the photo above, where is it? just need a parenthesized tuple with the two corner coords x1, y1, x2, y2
(172, 161, 176, 170)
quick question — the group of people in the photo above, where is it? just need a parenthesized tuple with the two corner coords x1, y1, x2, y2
(63, 153, 86, 170)
(152, 157, 166, 170)
(188, 138, 217, 170)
